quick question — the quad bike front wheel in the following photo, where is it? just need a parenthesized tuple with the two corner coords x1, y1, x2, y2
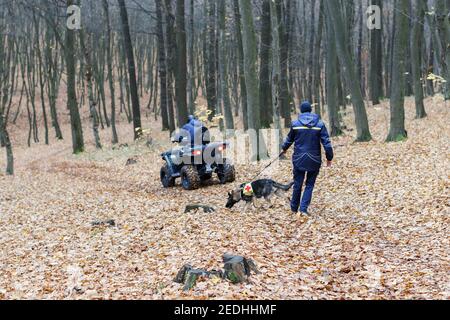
(218, 160, 236, 184)
(160, 164, 175, 188)
(180, 165, 201, 190)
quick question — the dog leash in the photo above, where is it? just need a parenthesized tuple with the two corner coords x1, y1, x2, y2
(248, 143, 345, 182)
(250, 152, 285, 182)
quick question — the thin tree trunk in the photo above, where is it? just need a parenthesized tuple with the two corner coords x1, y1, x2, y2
(259, 0, 273, 128)
(118, 0, 142, 140)
(155, 0, 170, 131)
(369, 0, 384, 105)
(233, 0, 248, 130)
(276, 0, 292, 128)
(205, 0, 217, 121)
(411, 0, 427, 119)
(102, 0, 119, 144)
(269, 0, 284, 149)
(175, 0, 189, 126)
(325, 5, 343, 137)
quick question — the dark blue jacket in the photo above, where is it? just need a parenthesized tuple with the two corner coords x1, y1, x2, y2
(179, 119, 210, 145)
(282, 113, 334, 172)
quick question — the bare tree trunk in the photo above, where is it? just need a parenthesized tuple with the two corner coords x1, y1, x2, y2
(387, 0, 409, 142)
(435, 0, 450, 99)
(102, 0, 119, 144)
(205, 0, 217, 121)
(239, 0, 268, 161)
(312, 0, 324, 116)
(155, 0, 170, 131)
(175, 0, 189, 126)
(80, 31, 102, 149)
(66, 0, 84, 154)
(411, 0, 427, 119)
(218, 0, 234, 130)
(369, 0, 384, 105)
(325, 0, 372, 142)
(118, 0, 142, 140)
(269, 0, 284, 149)
(276, 0, 292, 128)
(233, 0, 248, 130)
(325, 5, 343, 137)
(259, 0, 273, 128)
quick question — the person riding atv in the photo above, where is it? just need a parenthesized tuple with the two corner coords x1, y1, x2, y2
(161, 116, 235, 190)
(174, 115, 210, 146)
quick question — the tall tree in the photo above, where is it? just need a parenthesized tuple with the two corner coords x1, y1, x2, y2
(205, 0, 217, 121)
(386, 0, 409, 142)
(411, 0, 427, 119)
(325, 3, 343, 137)
(269, 0, 284, 149)
(80, 31, 102, 149)
(276, 0, 292, 128)
(175, 0, 189, 125)
(0, 31, 13, 174)
(312, 0, 324, 116)
(187, 0, 195, 114)
(259, 0, 273, 129)
(102, 0, 119, 144)
(66, 0, 84, 153)
(155, 0, 170, 131)
(118, 0, 142, 140)
(325, 0, 372, 142)
(435, 0, 450, 99)
(306, 0, 317, 103)
(218, 0, 234, 130)
(32, 11, 49, 145)
(239, 0, 268, 160)
(369, 0, 384, 105)
(233, 0, 248, 130)
(164, 0, 176, 131)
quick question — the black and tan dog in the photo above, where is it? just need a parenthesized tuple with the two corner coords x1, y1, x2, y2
(226, 179, 294, 209)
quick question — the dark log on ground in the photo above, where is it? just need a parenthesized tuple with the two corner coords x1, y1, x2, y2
(223, 254, 259, 283)
(183, 269, 210, 291)
(174, 255, 257, 291)
(91, 219, 116, 227)
(125, 157, 138, 166)
(174, 264, 212, 291)
(184, 204, 215, 213)
(174, 264, 192, 283)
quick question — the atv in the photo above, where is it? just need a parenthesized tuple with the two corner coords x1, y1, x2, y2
(160, 141, 236, 190)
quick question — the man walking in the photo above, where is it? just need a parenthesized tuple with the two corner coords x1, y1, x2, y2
(281, 101, 334, 216)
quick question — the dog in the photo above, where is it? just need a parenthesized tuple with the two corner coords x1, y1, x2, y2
(226, 179, 294, 209)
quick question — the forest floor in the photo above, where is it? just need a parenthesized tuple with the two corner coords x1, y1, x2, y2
(0, 96, 449, 300)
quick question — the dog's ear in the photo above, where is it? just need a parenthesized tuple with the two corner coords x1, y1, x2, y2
(232, 190, 241, 201)
(228, 191, 232, 197)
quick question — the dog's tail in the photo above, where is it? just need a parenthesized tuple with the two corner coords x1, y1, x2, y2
(272, 181, 294, 191)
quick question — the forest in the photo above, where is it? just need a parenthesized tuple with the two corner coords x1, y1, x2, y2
(0, 0, 448, 300)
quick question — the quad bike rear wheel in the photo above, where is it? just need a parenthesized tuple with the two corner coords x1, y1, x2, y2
(180, 165, 201, 190)
(160, 164, 175, 188)
(218, 160, 236, 184)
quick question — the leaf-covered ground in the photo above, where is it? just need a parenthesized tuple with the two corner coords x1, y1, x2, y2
(0, 97, 449, 299)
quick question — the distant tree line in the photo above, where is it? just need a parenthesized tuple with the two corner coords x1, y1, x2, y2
(0, 0, 449, 174)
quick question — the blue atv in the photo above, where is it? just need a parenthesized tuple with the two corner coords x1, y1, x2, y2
(160, 141, 236, 190)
